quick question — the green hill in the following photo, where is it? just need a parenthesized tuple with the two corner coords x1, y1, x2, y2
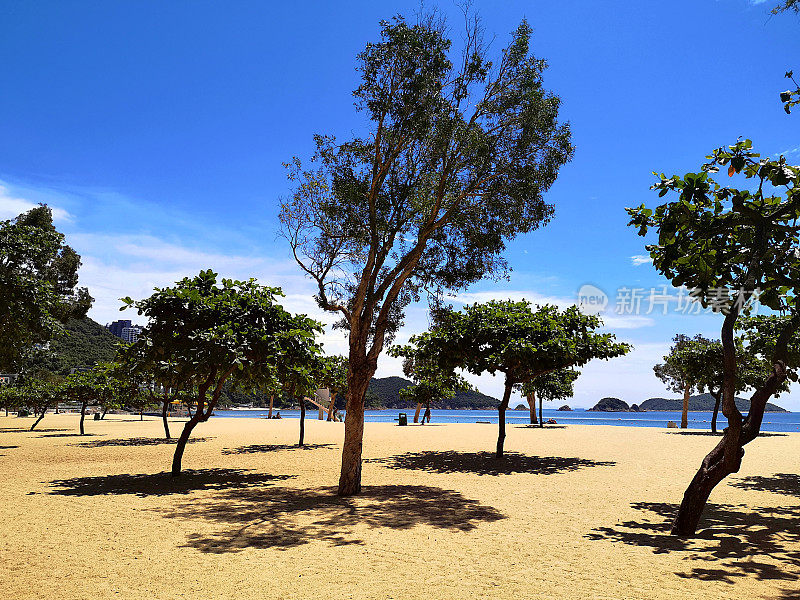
(365, 376, 499, 409)
(640, 393, 787, 413)
(23, 317, 122, 376)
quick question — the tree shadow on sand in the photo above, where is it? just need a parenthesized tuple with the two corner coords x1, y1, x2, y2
(156, 484, 506, 553)
(365, 450, 615, 476)
(0, 427, 69, 434)
(38, 432, 103, 438)
(666, 431, 787, 437)
(74, 437, 211, 448)
(585, 502, 800, 583)
(729, 473, 800, 499)
(222, 443, 335, 455)
(48, 468, 295, 498)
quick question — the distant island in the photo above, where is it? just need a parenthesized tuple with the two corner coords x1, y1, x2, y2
(589, 393, 787, 413)
(558, 405, 572, 411)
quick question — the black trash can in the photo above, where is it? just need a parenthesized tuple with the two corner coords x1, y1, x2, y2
(93, 413, 100, 420)
(398, 412, 407, 426)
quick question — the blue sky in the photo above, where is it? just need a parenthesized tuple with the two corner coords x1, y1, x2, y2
(1, 0, 798, 407)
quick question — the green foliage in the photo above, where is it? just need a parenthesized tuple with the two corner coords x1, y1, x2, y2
(628, 140, 800, 318)
(771, 0, 799, 14)
(520, 368, 580, 403)
(780, 71, 799, 114)
(122, 270, 313, 410)
(389, 335, 472, 408)
(0, 206, 92, 372)
(316, 355, 348, 394)
(411, 301, 631, 388)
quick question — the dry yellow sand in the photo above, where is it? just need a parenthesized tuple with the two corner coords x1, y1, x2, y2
(1, 413, 798, 600)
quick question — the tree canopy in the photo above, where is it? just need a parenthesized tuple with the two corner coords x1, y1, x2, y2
(0, 206, 92, 373)
(123, 270, 321, 475)
(405, 300, 630, 456)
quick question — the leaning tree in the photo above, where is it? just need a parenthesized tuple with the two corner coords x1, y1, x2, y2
(61, 365, 120, 435)
(279, 14, 573, 495)
(520, 368, 580, 427)
(628, 139, 800, 535)
(404, 301, 630, 457)
(0, 205, 92, 374)
(122, 270, 319, 475)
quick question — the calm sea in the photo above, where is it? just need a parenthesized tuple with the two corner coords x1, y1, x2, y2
(214, 408, 800, 433)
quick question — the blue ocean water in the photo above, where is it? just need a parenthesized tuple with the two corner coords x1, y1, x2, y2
(214, 408, 800, 433)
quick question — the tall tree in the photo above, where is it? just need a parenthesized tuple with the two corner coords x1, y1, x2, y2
(404, 301, 630, 457)
(123, 270, 316, 475)
(0, 206, 92, 373)
(627, 140, 800, 535)
(280, 14, 573, 495)
(520, 368, 579, 427)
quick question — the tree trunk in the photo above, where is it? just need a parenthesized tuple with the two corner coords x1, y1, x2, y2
(327, 389, 336, 421)
(79, 401, 88, 435)
(338, 358, 374, 496)
(526, 393, 537, 424)
(681, 381, 690, 429)
(299, 397, 306, 447)
(101, 406, 108, 420)
(30, 405, 47, 431)
(268, 395, 274, 419)
(539, 394, 544, 428)
(670, 309, 790, 536)
(424, 404, 431, 424)
(140, 410, 143, 421)
(172, 412, 202, 476)
(414, 402, 422, 423)
(496, 380, 513, 458)
(161, 399, 171, 439)
(710, 389, 722, 434)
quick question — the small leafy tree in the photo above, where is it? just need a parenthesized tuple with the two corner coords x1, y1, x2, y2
(61, 364, 122, 435)
(520, 368, 579, 427)
(0, 206, 92, 372)
(316, 355, 348, 421)
(627, 140, 800, 535)
(405, 301, 630, 457)
(123, 270, 312, 475)
(389, 340, 471, 423)
(654, 334, 707, 429)
(780, 71, 799, 114)
(280, 13, 574, 495)
(274, 317, 324, 447)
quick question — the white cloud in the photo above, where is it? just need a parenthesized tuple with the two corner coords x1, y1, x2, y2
(0, 185, 73, 222)
(630, 254, 651, 266)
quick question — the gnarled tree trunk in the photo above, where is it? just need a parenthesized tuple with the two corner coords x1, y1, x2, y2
(527, 393, 537, 424)
(496, 379, 513, 458)
(681, 381, 690, 429)
(414, 402, 422, 423)
(268, 395, 274, 419)
(172, 375, 229, 476)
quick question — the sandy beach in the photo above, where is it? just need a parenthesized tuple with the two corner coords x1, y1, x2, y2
(1, 414, 798, 600)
